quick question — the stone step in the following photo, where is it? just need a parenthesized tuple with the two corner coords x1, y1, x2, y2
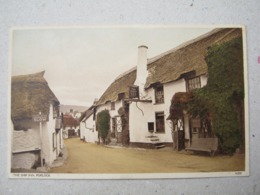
(152, 142, 165, 149)
(150, 138, 160, 142)
(110, 138, 117, 144)
(155, 144, 166, 149)
(146, 135, 160, 142)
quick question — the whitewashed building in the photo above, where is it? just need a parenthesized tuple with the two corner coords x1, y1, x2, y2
(79, 109, 98, 143)
(85, 28, 242, 149)
(11, 71, 63, 170)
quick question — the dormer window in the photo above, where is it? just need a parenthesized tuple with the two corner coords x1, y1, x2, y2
(186, 76, 201, 92)
(155, 85, 164, 104)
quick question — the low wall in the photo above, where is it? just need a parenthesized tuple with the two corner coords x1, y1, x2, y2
(12, 152, 39, 169)
(12, 129, 40, 152)
(12, 129, 41, 169)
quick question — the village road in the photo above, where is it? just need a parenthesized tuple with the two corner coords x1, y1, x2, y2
(50, 138, 245, 173)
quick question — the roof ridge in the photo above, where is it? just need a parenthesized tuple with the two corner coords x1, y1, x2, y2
(12, 70, 45, 78)
(147, 28, 224, 65)
(112, 29, 223, 81)
(114, 66, 137, 80)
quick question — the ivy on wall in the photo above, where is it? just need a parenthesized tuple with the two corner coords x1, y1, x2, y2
(188, 37, 244, 154)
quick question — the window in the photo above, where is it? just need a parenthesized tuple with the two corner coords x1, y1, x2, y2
(155, 112, 165, 133)
(155, 85, 164, 104)
(111, 102, 115, 110)
(148, 122, 154, 132)
(186, 76, 201, 92)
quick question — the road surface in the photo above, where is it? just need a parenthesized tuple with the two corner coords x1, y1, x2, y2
(50, 138, 245, 173)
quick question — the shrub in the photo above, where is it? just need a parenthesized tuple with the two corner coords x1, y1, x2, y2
(96, 110, 110, 144)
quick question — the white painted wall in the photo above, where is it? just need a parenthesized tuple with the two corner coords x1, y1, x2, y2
(11, 104, 61, 168)
(96, 101, 123, 125)
(11, 153, 39, 169)
(11, 118, 43, 169)
(12, 129, 41, 153)
(81, 115, 98, 143)
(60, 129, 64, 149)
(17, 104, 62, 168)
(45, 104, 62, 166)
(129, 78, 188, 144)
(11, 129, 41, 169)
(80, 122, 85, 140)
(201, 75, 208, 87)
(62, 126, 69, 139)
(95, 75, 207, 146)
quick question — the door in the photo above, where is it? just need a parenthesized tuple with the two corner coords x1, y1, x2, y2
(111, 118, 116, 138)
(173, 118, 185, 151)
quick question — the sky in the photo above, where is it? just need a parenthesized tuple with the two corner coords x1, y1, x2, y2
(11, 26, 213, 107)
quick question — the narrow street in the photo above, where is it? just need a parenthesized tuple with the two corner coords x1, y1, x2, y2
(50, 138, 245, 174)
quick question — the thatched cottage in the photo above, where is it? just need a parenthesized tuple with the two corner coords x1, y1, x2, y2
(11, 71, 63, 169)
(81, 28, 243, 149)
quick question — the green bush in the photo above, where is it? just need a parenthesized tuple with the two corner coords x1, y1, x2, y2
(188, 37, 244, 154)
(97, 110, 110, 143)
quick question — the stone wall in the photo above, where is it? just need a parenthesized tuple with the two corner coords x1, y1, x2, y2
(12, 129, 40, 152)
(12, 129, 41, 169)
(12, 152, 39, 169)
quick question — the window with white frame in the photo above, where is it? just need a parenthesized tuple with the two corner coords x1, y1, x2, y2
(186, 76, 201, 92)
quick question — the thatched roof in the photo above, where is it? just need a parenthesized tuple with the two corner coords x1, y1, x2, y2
(11, 71, 59, 122)
(78, 109, 93, 122)
(97, 69, 136, 105)
(145, 28, 242, 88)
(97, 28, 242, 105)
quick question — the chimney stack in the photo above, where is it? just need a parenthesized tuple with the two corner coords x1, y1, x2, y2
(135, 45, 148, 98)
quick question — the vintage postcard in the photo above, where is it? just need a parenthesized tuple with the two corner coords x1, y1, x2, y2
(8, 26, 248, 179)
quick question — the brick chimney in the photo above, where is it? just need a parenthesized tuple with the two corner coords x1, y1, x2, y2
(134, 45, 148, 98)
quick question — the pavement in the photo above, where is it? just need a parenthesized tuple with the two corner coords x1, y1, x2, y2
(50, 146, 68, 168)
(11, 146, 68, 173)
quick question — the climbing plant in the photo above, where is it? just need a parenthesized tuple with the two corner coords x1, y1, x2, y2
(188, 37, 244, 154)
(96, 110, 110, 144)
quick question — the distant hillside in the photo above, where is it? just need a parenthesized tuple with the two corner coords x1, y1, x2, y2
(60, 104, 88, 114)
